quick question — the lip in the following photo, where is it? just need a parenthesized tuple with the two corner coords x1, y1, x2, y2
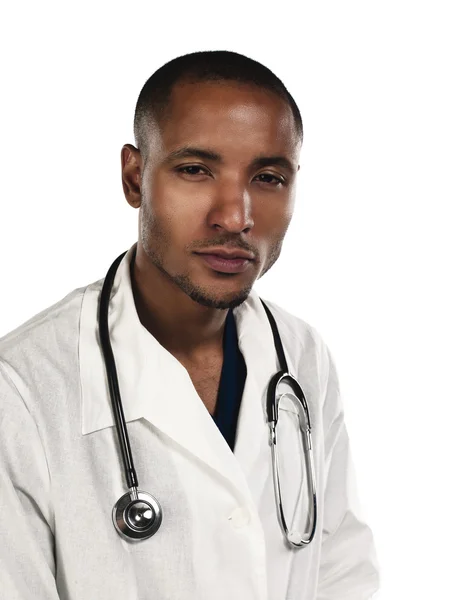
(195, 247, 255, 261)
(195, 253, 253, 274)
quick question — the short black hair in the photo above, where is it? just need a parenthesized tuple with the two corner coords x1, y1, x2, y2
(133, 50, 303, 165)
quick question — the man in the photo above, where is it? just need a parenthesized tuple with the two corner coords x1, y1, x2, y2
(0, 50, 380, 599)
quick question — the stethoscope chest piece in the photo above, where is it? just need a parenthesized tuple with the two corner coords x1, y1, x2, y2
(113, 490, 163, 541)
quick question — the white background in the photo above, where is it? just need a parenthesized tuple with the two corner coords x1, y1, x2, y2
(1, 1, 449, 597)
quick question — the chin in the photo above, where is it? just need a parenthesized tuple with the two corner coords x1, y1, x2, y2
(189, 288, 251, 310)
(169, 270, 254, 310)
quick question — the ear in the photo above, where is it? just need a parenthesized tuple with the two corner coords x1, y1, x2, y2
(121, 144, 142, 208)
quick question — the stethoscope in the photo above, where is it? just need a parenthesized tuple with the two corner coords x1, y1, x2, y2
(98, 250, 317, 549)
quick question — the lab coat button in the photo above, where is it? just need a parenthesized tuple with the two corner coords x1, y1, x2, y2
(228, 507, 251, 528)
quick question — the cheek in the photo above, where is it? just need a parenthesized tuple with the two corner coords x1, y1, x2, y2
(151, 175, 204, 224)
(258, 201, 293, 243)
(145, 178, 202, 257)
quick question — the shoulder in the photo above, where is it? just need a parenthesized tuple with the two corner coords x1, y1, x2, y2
(0, 285, 87, 351)
(259, 296, 331, 373)
(258, 296, 343, 432)
(257, 296, 340, 418)
(0, 279, 100, 415)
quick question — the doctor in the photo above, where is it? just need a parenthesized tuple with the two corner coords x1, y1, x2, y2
(0, 50, 379, 599)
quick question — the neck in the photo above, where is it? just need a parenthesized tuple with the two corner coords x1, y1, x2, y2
(130, 245, 228, 364)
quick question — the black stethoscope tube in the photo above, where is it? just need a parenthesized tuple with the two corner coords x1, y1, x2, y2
(98, 250, 317, 547)
(98, 250, 138, 490)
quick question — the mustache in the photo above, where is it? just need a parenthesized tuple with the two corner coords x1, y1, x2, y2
(191, 238, 256, 254)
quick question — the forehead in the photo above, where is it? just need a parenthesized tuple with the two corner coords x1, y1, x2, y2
(151, 80, 299, 156)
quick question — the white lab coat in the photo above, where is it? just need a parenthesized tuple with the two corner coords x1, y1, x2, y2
(0, 242, 379, 600)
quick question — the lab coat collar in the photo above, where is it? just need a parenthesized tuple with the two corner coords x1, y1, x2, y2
(79, 242, 291, 497)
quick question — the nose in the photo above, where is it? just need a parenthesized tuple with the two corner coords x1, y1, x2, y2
(207, 181, 255, 234)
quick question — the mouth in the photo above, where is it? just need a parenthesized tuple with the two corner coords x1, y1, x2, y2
(194, 253, 253, 274)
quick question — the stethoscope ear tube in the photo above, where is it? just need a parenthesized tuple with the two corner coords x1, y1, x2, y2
(261, 299, 317, 549)
(267, 369, 318, 549)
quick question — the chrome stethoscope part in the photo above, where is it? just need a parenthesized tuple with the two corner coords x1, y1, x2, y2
(113, 488, 162, 540)
(266, 375, 318, 548)
(261, 303, 318, 549)
(99, 250, 317, 547)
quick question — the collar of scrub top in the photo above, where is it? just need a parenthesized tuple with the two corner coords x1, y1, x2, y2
(78, 241, 297, 503)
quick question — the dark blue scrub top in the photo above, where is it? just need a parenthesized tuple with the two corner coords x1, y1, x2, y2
(212, 309, 247, 452)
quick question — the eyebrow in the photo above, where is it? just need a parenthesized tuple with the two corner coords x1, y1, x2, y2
(162, 145, 297, 176)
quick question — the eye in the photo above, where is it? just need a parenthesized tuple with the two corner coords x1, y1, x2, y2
(254, 173, 285, 186)
(176, 165, 209, 177)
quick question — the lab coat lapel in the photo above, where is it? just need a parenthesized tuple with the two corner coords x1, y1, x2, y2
(79, 243, 278, 504)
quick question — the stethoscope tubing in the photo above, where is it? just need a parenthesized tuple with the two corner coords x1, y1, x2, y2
(98, 250, 139, 490)
(99, 250, 317, 548)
